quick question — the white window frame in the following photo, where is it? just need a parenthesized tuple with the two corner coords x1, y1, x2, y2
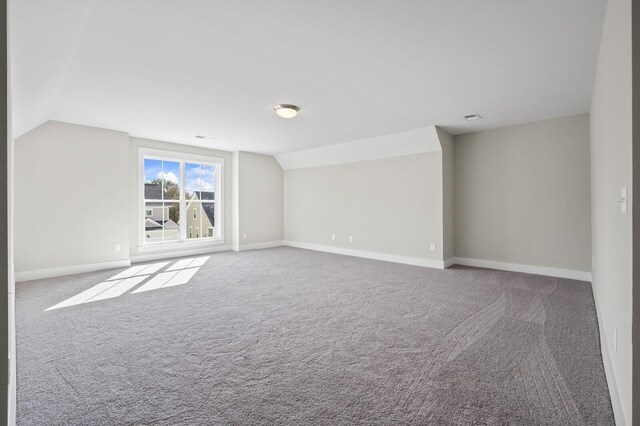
(138, 148, 225, 248)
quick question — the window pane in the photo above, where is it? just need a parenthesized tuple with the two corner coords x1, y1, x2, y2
(144, 158, 163, 200)
(200, 164, 216, 196)
(186, 201, 201, 239)
(201, 202, 215, 230)
(162, 160, 180, 200)
(162, 202, 180, 241)
(185, 163, 200, 200)
(186, 162, 216, 201)
(144, 202, 180, 242)
(144, 202, 164, 242)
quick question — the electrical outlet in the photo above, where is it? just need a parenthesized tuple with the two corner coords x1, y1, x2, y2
(242, 233, 247, 240)
(114, 244, 121, 253)
(430, 243, 436, 251)
(331, 234, 336, 241)
(349, 235, 353, 243)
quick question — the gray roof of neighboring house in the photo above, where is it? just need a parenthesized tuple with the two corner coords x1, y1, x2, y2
(145, 218, 179, 231)
(144, 186, 215, 229)
(202, 203, 215, 228)
(191, 191, 215, 228)
(144, 183, 162, 199)
(193, 191, 215, 201)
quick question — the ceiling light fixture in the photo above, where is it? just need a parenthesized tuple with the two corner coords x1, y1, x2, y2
(274, 104, 300, 119)
(463, 113, 482, 121)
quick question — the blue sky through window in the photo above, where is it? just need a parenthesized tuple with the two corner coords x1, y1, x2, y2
(144, 159, 180, 184)
(144, 158, 216, 197)
(186, 163, 216, 196)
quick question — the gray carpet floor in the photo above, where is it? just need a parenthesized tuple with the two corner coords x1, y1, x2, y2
(16, 247, 614, 425)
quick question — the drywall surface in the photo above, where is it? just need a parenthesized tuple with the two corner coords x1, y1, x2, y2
(590, 0, 633, 423)
(454, 114, 591, 272)
(14, 121, 130, 272)
(3, 4, 12, 421)
(284, 152, 444, 262)
(437, 128, 454, 261)
(632, 0, 640, 421)
(231, 151, 240, 249)
(236, 152, 283, 248)
(276, 126, 441, 170)
(129, 137, 233, 258)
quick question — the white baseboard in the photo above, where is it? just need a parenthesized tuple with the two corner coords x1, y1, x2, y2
(284, 241, 445, 269)
(15, 259, 132, 282)
(449, 257, 592, 281)
(443, 257, 456, 268)
(15, 242, 284, 282)
(237, 240, 284, 252)
(591, 279, 627, 426)
(131, 245, 234, 263)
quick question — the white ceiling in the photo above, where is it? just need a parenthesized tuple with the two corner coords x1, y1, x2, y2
(10, 0, 607, 155)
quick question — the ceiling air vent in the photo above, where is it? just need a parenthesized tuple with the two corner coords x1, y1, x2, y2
(463, 113, 482, 121)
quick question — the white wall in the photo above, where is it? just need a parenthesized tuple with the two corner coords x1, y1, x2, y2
(15, 121, 130, 274)
(5, 8, 15, 421)
(234, 151, 283, 249)
(231, 151, 240, 248)
(13, 120, 286, 275)
(284, 152, 445, 265)
(438, 128, 454, 261)
(590, 0, 633, 423)
(453, 114, 592, 274)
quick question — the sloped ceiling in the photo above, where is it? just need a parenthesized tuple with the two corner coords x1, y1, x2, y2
(10, 0, 607, 154)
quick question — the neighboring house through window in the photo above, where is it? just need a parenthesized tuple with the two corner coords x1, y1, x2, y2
(140, 148, 223, 245)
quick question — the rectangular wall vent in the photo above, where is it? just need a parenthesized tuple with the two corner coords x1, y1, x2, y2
(463, 113, 482, 121)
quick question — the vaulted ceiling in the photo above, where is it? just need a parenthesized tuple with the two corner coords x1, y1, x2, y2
(11, 0, 607, 154)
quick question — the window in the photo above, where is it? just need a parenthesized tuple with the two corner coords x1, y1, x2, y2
(140, 148, 223, 245)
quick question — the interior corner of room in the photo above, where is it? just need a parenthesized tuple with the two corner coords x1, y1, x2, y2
(3, 0, 639, 424)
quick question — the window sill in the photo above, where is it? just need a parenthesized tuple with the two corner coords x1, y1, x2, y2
(136, 238, 227, 254)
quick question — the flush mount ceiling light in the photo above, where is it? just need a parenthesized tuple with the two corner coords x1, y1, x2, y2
(274, 104, 300, 119)
(463, 113, 482, 121)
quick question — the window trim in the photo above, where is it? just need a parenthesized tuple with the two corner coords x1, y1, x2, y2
(138, 147, 225, 248)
